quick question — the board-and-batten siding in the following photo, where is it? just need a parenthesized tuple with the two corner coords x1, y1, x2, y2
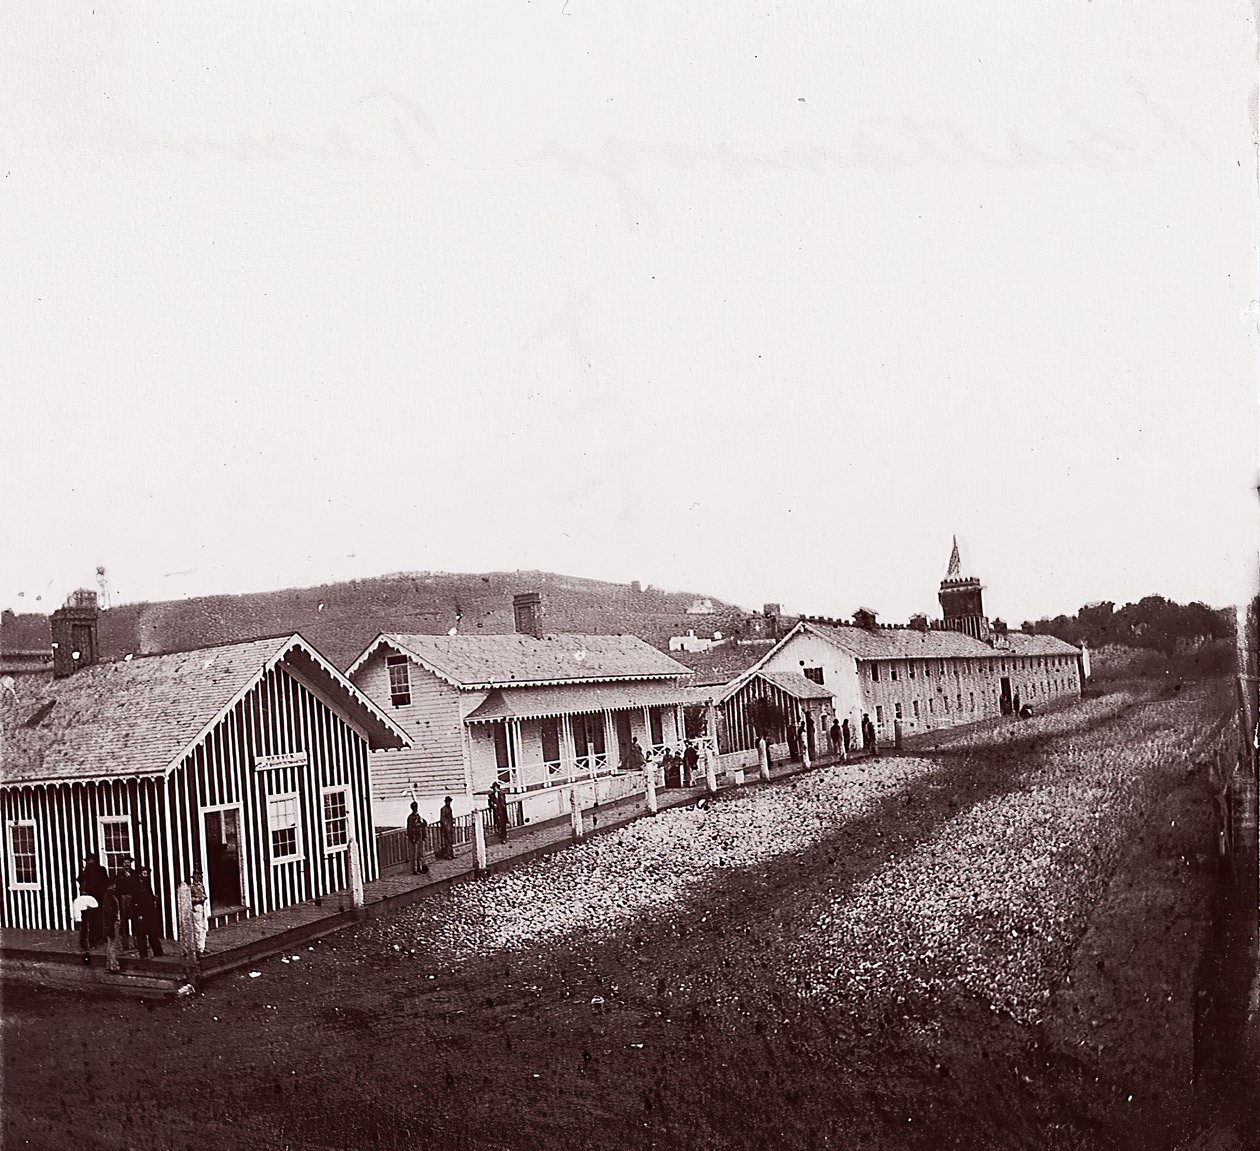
(357, 650, 467, 803)
(2, 660, 377, 941)
(1, 777, 168, 935)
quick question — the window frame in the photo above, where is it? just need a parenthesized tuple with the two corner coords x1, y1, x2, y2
(267, 791, 304, 865)
(97, 814, 132, 873)
(7, 819, 39, 890)
(321, 785, 353, 854)
(386, 655, 411, 708)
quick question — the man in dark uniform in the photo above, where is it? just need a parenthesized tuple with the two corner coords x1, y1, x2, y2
(132, 865, 165, 958)
(406, 801, 429, 875)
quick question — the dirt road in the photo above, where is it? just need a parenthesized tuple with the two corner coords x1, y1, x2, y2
(2, 681, 1230, 1151)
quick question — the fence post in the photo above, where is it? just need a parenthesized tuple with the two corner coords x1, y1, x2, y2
(704, 742, 718, 796)
(758, 736, 771, 782)
(472, 812, 488, 874)
(347, 837, 365, 908)
(570, 787, 584, 840)
(894, 719, 903, 751)
(645, 761, 658, 815)
(177, 881, 198, 978)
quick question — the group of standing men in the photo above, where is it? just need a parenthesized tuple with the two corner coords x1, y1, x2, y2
(73, 853, 169, 971)
(823, 713, 879, 760)
(405, 794, 470, 875)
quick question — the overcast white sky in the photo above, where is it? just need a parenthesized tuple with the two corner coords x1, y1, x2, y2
(2, 2, 1258, 627)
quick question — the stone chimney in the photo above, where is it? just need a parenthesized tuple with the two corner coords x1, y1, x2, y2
(513, 592, 543, 638)
(853, 607, 878, 631)
(992, 618, 1008, 637)
(51, 589, 99, 678)
(909, 613, 929, 632)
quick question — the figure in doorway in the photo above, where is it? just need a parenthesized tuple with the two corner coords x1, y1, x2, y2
(438, 797, 456, 860)
(132, 865, 165, 958)
(682, 740, 700, 788)
(841, 717, 852, 762)
(1012, 690, 1022, 718)
(622, 735, 646, 774)
(489, 781, 510, 845)
(406, 801, 430, 875)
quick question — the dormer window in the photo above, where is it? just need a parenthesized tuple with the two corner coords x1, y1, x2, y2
(387, 655, 411, 707)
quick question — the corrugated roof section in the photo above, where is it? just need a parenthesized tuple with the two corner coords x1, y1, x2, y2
(377, 632, 690, 687)
(1, 635, 408, 786)
(463, 680, 699, 723)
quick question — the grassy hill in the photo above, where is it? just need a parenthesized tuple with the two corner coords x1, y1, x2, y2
(3, 571, 747, 670)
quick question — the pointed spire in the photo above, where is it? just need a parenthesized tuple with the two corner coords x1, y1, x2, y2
(945, 535, 962, 580)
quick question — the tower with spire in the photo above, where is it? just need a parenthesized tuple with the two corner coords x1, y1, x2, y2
(938, 535, 989, 641)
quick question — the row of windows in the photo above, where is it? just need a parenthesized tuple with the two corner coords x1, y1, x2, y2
(877, 691, 979, 725)
(868, 655, 1076, 683)
(4, 789, 353, 891)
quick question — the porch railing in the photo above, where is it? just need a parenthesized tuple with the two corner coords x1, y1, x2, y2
(375, 799, 525, 866)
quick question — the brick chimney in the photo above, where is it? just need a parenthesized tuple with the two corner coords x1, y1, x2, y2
(909, 613, 929, 632)
(513, 592, 543, 638)
(51, 589, 99, 678)
(853, 607, 878, 631)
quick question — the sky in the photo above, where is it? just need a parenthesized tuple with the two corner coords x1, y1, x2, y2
(2, 1, 1258, 629)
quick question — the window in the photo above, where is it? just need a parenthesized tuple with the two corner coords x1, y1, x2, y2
(912, 700, 920, 719)
(957, 692, 963, 710)
(870, 663, 880, 683)
(649, 708, 664, 746)
(875, 705, 884, 725)
(891, 665, 898, 682)
(928, 698, 934, 714)
(908, 662, 915, 679)
(803, 667, 825, 685)
(7, 821, 37, 889)
(894, 702, 903, 719)
(386, 655, 411, 707)
(268, 793, 303, 863)
(322, 787, 351, 852)
(940, 661, 947, 677)
(943, 695, 950, 713)
(98, 816, 131, 872)
(969, 692, 975, 711)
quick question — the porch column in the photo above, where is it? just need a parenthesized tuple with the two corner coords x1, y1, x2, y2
(603, 709, 615, 772)
(561, 714, 576, 781)
(643, 706, 652, 751)
(704, 700, 719, 795)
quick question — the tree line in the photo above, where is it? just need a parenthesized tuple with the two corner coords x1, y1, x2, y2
(1021, 597, 1235, 658)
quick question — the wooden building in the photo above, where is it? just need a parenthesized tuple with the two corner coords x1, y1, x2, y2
(1, 601, 408, 940)
(752, 541, 1085, 744)
(347, 594, 696, 826)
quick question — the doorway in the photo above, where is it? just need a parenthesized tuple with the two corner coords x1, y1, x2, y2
(203, 807, 244, 912)
(613, 711, 633, 767)
(1000, 677, 1012, 715)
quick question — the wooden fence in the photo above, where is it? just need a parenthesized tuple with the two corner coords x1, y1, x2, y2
(374, 800, 525, 868)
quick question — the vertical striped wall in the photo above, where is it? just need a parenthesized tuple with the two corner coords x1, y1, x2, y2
(2, 659, 377, 941)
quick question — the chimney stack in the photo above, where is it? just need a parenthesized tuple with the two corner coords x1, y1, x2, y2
(853, 607, 878, 631)
(513, 592, 543, 638)
(909, 613, 929, 632)
(51, 589, 100, 678)
(762, 603, 781, 640)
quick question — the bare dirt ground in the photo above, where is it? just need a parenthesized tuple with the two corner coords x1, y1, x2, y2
(2, 679, 1234, 1151)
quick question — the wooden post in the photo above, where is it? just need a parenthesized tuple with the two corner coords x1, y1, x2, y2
(570, 787, 584, 840)
(758, 736, 771, 782)
(645, 759, 658, 814)
(347, 837, 365, 908)
(176, 881, 198, 977)
(894, 719, 903, 750)
(732, 762, 744, 787)
(704, 741, 718, 796)
(472, 811, 488, 874)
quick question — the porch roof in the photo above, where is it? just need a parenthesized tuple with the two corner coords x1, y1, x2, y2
(710, 669, 835, 706)
(464, 681, 696, 723)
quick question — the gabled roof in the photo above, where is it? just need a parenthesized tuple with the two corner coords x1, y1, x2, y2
(667, 640, 776, 687)
(767, 620, 1080, 663)
(463, 680, 699, 723)
(1, 634, 410, 787)
(711, 669, 834, 706)
(348, 632, 690, 689)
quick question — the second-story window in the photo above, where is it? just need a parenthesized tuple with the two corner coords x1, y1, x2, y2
(387, 655, 411, 707)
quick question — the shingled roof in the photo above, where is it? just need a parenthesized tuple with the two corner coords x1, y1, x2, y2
(667, 641, 776, 687)
(800, 621, 1080, 661)
(348, 633, 691, 688)
(1, 634, 409, 786)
